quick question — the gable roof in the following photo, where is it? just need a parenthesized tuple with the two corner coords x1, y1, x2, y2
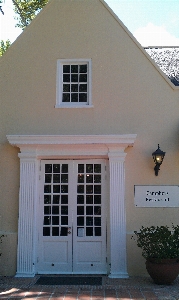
(145, 47, 179, 86)
(1, 0, 179, 90)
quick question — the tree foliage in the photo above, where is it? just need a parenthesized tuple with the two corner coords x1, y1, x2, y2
(0, 0, 49, 55)
(12, 0, 49, 29)
(0, 40, 11, 56)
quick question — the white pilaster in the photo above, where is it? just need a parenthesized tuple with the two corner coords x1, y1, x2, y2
(16, 156, 37, 277)
(108, 151, 128, 278)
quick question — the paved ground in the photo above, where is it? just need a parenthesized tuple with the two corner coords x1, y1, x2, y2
(0, 275, 179, 299)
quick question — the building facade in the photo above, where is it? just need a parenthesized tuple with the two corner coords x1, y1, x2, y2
(1, 0, 179, 277)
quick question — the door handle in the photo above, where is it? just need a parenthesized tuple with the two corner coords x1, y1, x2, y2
(68, 227, 71, 234)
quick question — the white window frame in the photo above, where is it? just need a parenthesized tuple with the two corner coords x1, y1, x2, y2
(56, 59, 92, 108)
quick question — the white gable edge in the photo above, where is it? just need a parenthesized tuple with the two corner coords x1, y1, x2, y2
(100, 0, 179, 91)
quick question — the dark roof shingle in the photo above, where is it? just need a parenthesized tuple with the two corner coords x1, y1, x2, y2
(145, 47, 179, 86)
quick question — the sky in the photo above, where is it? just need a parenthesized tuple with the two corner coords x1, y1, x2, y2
(1, 0, 179, 46)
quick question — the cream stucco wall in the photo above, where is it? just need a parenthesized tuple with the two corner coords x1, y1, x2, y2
(1, 0, 179, 276)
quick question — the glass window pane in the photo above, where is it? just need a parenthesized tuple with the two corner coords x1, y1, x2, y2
(52, 206, 59, 214)
(77, 206, 84, 215)
(78, 164, 84, 173)
(95, 227, 101, 236)
(86, 185, 93, 194)
(94, 185, 101, 194)
(52, 216, 59, 225)
(71, 74, 78, 82)
(94, 164, 101, 173)
(63, 74, 70, 82)
(53, 174, 60, 183)
(61, 195, 68, 204)
(61, 174, 68, 183)
(71, 65, 78, 73)
(63, 84, 70, 92)
(86, 227, 93, 236)
(71, 84, 78, 92)
(71, 94, 78, 102)
(44, 206, 51, 214)
(86, 195, 93, 204)
(44, 185, 51, 193)
(79, 74, 87, 82)
(80, 64, 87, 73)
(86, 206, 93, 215)
(86, 217, 93, 226)
(53, 185, 60, 193)
(45, 164, 52, 173)
(44, 216, 51, 225)
(62, 93, 70, 102)
(77, 195, 84, 204)
(61, 216, 68, 225)
(63, 65, 70, 73)
(61, 185, 68, 193)
(77, 185, 84, 194)
(53, 164, 60, 173)
(78, 174, 84, 183)
(86, 174, 93, 183)
(94, 195, 101, 204)
(61, 206, 68, 215)
(43, 227, 50, 236)
(79, 93, 87, 102)
(94, 206, 101, 215)
(79, 84, 87, 92)
(62, 164, 68, 173)
(45, 174, 52, 183)
(52, 227, 59, 236)
(53, 195, 60, 204)
(94, 217, 101, 226)
(60, 227, 68, 236)
(44, 195, 51, 204)
(77, 217, 84, 226)
(86, 164, 93, 173)
(94, 175, 101, 183)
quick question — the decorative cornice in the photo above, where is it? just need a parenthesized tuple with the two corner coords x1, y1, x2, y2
(7, 135, 137, 159)
(7, 134, 137, 147)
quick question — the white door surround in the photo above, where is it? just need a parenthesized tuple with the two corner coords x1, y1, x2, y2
(7, 134, 137, 278)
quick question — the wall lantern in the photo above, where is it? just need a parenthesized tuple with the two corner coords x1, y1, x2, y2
(152, 144, 165, 176)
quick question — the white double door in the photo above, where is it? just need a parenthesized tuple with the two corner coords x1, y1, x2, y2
(37, 159, 107, 274)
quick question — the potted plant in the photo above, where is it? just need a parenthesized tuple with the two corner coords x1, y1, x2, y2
(132, 225, 179, 284)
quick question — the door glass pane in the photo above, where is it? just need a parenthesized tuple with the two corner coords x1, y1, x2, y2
(86, 195, 93, 204)
(77, 195, 84, 204)
(78, 174, 84, 183)
(44, 195, 51, 204)
(78, 164, 84, 173)
(61, 216, 68, 225)
(86, 227, 93, 236)
(52, 227, 59, 236)
(61, 195, 68, 204)
(53, 174, 60, 183)
(43, 227, 50, 236)
(77, 217, 84, 226)
(45, 174, 52, 183)
(53, 195, 60, 204)
(53, 164, 60, 173)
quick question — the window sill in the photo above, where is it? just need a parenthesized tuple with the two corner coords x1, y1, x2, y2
(55, 104, 94, 108)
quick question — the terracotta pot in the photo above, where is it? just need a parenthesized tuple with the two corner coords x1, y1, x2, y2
(146, 258, 179, 285)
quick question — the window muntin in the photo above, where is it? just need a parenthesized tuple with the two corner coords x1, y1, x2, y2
(56, 59, 92, 107)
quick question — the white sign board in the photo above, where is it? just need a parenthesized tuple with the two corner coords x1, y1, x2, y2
(134, 185, 179, 207)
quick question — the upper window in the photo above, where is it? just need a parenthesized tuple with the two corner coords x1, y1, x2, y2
(56, 59, 92, 108)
